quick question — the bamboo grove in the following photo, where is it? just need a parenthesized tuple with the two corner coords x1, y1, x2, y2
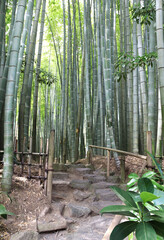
(0, 0, 164, 192)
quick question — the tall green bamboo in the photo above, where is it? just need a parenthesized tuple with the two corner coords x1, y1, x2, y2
(32, 0, 46, 152)
(19, 0, 42, 152)
(2, 0, 27, 193)
(156, 0, 164, 144)
(132, 0, 139, 153)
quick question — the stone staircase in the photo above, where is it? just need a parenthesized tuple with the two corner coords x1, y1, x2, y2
(39, 164, 123, 240)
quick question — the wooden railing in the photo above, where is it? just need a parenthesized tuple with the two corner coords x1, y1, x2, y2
(87, 131, 156, 182)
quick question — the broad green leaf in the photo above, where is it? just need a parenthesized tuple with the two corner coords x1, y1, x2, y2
(110, 221, 138, 240)
(150, 221, 164, 238)
(151, 216, 164, 223)
(138, 178, 154, 193)
(100, 205, 137, 217)
(128, 191, 142, 202)
(140, 192, 159, 204)
(0, 204, 14, 219)
(150, 210, 164, 218)
(153, 189, 164, 206)
(110, 186, 137, 208)
(136, 222, 157, 240)
(142, 171, 156, 179)
(128, 173, 139, 179)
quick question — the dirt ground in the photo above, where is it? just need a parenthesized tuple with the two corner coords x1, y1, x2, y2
(0, 155, 152, 239)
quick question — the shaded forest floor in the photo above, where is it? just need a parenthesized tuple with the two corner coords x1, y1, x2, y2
(0, 155, 148, 239)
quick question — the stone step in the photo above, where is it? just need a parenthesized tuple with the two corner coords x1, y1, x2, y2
(69, 179, 91, 190)
(53, 172, 69, 180)
(95, 189, 120, 201)
(106, 175, 121, 183)
(52, 180, 71, 191)
(83, 174, 106, 183)
(68, 167, 92, 175)
(91, 181, 118, 190)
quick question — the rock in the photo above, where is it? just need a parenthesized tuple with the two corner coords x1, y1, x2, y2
(73, 190, 91, 201)
(90, 200, 122, 214)
(37, 204, 67, 233)
(95, 189, 119, 201)
(63, 203, 91, 218)
(53, 172, 69, 180)
(70, 179, 91, 190)
(10, 230, 39, 240)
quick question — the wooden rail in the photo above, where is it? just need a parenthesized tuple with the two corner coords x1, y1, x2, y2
(88, 145, 147, 182)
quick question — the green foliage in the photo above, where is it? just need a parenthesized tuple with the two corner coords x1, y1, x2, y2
(100, 173, 164, 240)
(36, 68, 57, 86)
(0, 204, 14, 219)
(132, 1, 155, 25)
(115, 52, 157, 82)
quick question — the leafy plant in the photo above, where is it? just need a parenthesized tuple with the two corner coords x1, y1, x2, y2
(100, 177, 164, 240)
(0, 204, 14, 219)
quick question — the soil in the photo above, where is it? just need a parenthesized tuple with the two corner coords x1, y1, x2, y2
(0, 155, 149, 240)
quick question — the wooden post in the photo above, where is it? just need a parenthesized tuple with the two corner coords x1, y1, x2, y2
(39, 137, 43, 179)
(44, 138, 49, 194)
(121, 156, 125, 183)
(47, 130, 55, 202)
(87, 148, 92, 164)
(107, 150, 110, 178)
(28, 137, 32, 178)
(21, 137, 26, 174)
(147, 131, 152, 167)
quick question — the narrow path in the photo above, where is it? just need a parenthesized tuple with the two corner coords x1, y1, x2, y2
(39, 164, 122, 240)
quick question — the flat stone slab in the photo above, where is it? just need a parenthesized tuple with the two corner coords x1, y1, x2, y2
(95, 189, 119, 201)
(73, 190, 91, 201)
(91, 182, 118, 190)
(53, 172, 69, 180)
(64, 203, 91, 218)
(70, 179, 91, 190)
(10, 231, 39, 240)
(90, 200, 122, 214)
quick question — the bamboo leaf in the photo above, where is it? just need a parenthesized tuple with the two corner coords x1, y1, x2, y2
(110, 221, 138, 240)
(136, 222, 157, 240)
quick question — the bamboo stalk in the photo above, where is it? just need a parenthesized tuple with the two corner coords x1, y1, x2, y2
(44, 138, 49, 194)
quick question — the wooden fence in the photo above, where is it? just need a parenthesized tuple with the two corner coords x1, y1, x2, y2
(0, 130, 55, 202)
